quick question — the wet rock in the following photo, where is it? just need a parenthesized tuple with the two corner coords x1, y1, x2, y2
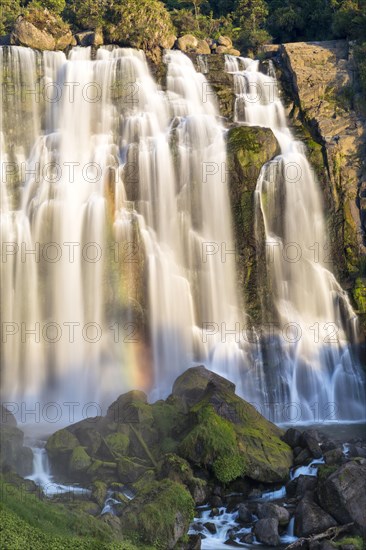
(294, 495, 337, 537)
(210, 495, 223, 507)
(237, 503, 252, 523)
(294, 448, 312, 465)
(301, 431, 322, 459)
(240, 532, 254, 544)
(187, 534, 201, 549)
(317, 461, 366, 535)
(256, 502, 290, 525)
(0, 424, 33, 476)
(283, 428, 302, 449)
(106, 390, 148, 423)
(204, 522, 217, 534)
(254, 518, 280, 546)
(171, 365, 235, 409)
(286, 474, 318, 498)
(324, 448, 344, 465)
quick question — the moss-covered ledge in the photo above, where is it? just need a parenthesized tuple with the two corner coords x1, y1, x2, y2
(226, 125, 280, 325)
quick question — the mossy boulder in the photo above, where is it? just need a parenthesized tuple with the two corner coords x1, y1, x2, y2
(46, 428, 80, 475)
(10, 10, 72, 51)
(227, 125, 279, 325)
(177, 367, 292, 484)
(104, 433, 130, 457)
(69, 446, 92, 475)
(120, 479, 194, 548)
(117, 456, 148, 484)
(106, 390, 148, 424)
(171, 365, 235, 410)
(0, 425, 33, 477)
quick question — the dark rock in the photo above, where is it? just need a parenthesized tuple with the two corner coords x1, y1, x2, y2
(256, 502, 290, 525)
(0, 425, 33, 476)
(210, 495, 223, 507)
(293, 446, 304, 457)
(74, 427, 102, 456)
(117, 456, 147, 484)
(1, 405, 17, 426)
(210, 507, 220, 517)
(294, 448, 312, 465)
(187, 534, 201, 549)
(347, 444, 366, 459)
(171, 365, 235, 409)
(106, 390, 148, 423)
(237, 503, 252, 523)
(309, 541, 336, 550)
(204, 522, 217, 534)
(324, 448, 344, 465)
(189, 477, 208, 505)
(75, 30, 103, 47)
(301, 431, 322, 459)
(240, 533, 254, 544)
(283, 428, 302, 449)
(254, 518, 280, 546)
(295, 496, 337, 537)
(317, 461, 366, 535)
(295, 475, 318, 497)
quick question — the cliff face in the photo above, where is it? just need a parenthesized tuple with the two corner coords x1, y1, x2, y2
(271, 41, 366, 326)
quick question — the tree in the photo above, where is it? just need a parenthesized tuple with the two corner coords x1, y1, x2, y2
(234, 0, 271, 51)
(0, 0, 21, 34)
(107, 0, 176, 52)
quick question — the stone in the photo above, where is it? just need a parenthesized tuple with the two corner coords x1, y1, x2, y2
(187, 534, 201, 549)
(120, 479, 194, 548)
(171, 365, 235, 409)
(237, 503, 252, 523)
(204, 522, 217, 534)
(55, 31, 73, 50)
(254, 518, 280, 546)
(11, 16, 55, 50)
(75, 31, 103, 47)
(294, 448, 312, 465)
(226, 48, 241, 56)
(218, 36, 233, 48)
(69, 446, 92, 474)
(317, 461, 366, 535)
(196, 40, 211, 55)
(324, 448, 344, 465)
(0, 405, 17, 426)
(117, 456, 147, 484)
(159, 34, 177, 49)
(256, 503, 290, 526)
(283, 428, 302, 449)
(177, 34, 198, 52)
(294, 496, 337, 537)
(301, 431, 322, 459)
(216, 46, 229, 54)
(0, 425, 33, 476)
(106, 390, 148, 423)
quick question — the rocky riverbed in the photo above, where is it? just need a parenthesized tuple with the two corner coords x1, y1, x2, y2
(1, 367, 365, 549)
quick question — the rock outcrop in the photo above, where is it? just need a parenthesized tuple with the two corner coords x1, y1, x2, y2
(277, 40, 366, 330)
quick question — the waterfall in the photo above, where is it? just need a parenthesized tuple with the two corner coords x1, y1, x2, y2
(0, 45, 248, 420)
(1, 44, 364, 426)
(225, 55, 366, 421)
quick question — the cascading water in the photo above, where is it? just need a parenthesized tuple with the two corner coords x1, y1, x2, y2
(225, 55, 366, 421)
(1, 45, 249, 423)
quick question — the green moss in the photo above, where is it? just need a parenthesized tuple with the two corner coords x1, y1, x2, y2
(353, 278, 366, 313)
(318, 464, 339, 482)
(105, 433, 130, 457)
(69, 446, 92, 473)
(120, 479, 194, 549)
(46, 429, 79, 457)
(178, 404, 248, 483)
(334, 537, 365, 550)
(213, 453, 247, 484)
